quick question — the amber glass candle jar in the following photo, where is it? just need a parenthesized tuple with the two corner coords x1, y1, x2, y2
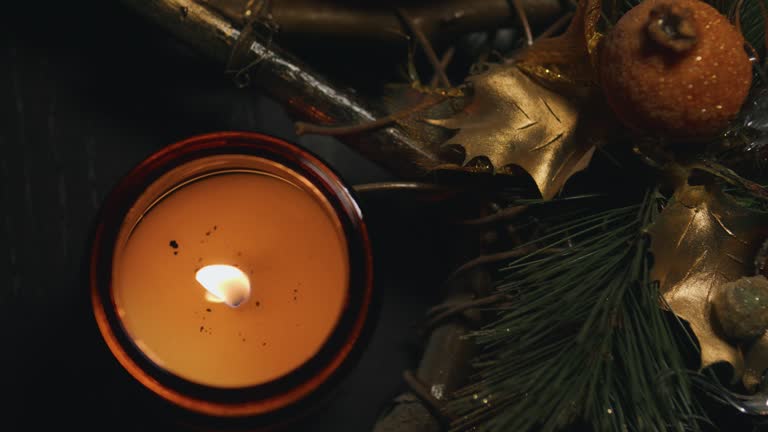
(89, 131, 375, 428)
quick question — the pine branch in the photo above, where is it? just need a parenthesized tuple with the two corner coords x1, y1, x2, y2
(445, 190, 710, 432)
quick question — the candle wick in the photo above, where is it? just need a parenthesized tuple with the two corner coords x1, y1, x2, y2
(196, 264, 251, 308)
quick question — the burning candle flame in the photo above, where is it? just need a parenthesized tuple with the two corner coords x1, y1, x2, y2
(195, 264, 251, 308)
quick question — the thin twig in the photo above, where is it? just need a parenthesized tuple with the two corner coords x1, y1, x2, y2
(761, 1, 768, 68)
(512, 0, 534, 46)
(243, 0, 257, 14)
(228, 0, 564, 43)
(353, 181, 467, 203)
(402, 370, 456, 426)
(458, 205, 529, 226)
(354, 182, 448, 194)
(295, 95, 443, 136)
(738, 0, 763, 65)
(396, 8, 452, 88)
(431, 163, 465, 172)
(732, 0, 744, 34)
(425, 293, 512, 329)
(445, 247, 566, 283)
(251, 0, 274, 22)
(535, 11, 574, 40)
(295, 117, 394, 136)
(429, 47, 456, 88)
(692, 159, 768, 201)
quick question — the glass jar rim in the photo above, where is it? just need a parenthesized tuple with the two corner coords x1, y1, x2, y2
(89, 131, 376, 423)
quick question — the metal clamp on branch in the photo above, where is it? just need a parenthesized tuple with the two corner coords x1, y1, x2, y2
(121, 0, 449, 178)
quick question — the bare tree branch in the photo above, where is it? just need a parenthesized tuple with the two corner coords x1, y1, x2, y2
(203, 0, 564, 43)
(121, 0, 444, 177)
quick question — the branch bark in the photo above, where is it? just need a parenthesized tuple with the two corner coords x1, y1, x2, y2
(203, 0, 564, 43)
(121, 0, 444, 178)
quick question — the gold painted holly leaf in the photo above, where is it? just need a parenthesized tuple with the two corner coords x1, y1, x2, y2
(514, 0, 603, 89)
(425, 64, 596, 200)
(649, 183, 768, 383)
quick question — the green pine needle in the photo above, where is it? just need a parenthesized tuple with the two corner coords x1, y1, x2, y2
(723, 183, 768, 210)
(447, 191, 709, 432)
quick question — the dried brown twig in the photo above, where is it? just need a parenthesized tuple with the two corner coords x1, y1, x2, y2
(295, 95, 445, 136)
(203, 0, 564, 43)
(396, 8, 452, 88)
(445, 246, 567, 284)
(429, 47, 456, 88)
(536, 11, 575, 40)
(425, 293, 512, 329)
(123, 0, 449, 178)
(457, 205, 529, 225)
(511, 0, 535, 46)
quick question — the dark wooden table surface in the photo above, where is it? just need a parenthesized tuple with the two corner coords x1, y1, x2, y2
(0, 2, 460, 430)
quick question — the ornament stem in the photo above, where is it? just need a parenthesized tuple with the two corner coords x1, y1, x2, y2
(646, 4, 698, 52)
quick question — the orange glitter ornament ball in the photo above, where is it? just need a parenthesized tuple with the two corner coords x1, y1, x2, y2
(599, 0, 753, 140)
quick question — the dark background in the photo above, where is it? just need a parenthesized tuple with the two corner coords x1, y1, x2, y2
(0, 2, 462, 430)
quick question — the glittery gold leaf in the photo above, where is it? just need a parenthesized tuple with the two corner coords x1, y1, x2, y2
(426, 64, 595, 200)
(649, 183, 768, 382)
(514, 0, 602, 88)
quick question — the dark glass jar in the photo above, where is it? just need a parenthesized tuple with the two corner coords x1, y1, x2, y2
(89, 131, 376, 430)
